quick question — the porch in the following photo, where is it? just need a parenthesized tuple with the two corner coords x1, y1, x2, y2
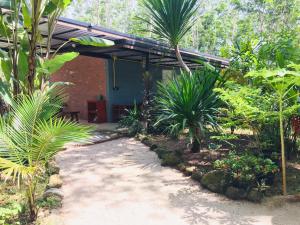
(39, 17, 229, 123)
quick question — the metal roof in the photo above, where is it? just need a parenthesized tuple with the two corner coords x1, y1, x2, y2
(0, 8, 229, 69)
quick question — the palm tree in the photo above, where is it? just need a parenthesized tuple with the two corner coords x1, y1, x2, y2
(141, 0, 199, 74)
(155, 69, 223, 152)
(0, 87, 92, 221)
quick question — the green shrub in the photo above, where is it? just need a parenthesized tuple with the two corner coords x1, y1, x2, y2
(118, 103, 143, 136)
(214, 151, 279, 188)
(37, 196, 62, 210)
(0, 203, 22, 225)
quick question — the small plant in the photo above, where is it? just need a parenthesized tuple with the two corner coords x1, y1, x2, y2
(0, 203, 22, 225)
(37, 196, 62, 210)
(211, 134, 238, 148)
(118, 103, 143, 136)
(214, 151, 279, 189)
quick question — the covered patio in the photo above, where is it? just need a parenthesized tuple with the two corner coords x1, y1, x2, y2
(0, 12, 229, 123)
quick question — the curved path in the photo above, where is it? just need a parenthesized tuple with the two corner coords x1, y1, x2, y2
(53, 138, 299, 225)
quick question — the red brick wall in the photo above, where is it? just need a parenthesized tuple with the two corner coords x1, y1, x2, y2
(51, 55, 107, 120)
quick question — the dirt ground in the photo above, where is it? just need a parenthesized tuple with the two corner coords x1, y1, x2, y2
(47, 138, 300, 225)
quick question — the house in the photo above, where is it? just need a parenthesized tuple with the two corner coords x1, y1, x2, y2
(0, 13, 229, 122)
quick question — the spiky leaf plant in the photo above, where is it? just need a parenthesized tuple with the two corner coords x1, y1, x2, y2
(141, 0, 199, 73)
(155, 68, 223, 152)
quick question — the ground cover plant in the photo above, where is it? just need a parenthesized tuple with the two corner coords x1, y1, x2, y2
(214, 151, 279, 189)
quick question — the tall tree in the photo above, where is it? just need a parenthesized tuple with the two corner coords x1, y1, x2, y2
(140, 0, 199, 74)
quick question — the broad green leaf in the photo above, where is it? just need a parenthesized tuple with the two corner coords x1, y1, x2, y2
(56, 0, 73, 9)
(70, 36, 115, 47)
(0, 49, 11, 82)
(40, 52, 79, 75)
(0, 48, 8, 58)
(44, 0, 73, 15)
(0, 58, 12, 82)
(0, 14, 11, 38)
(43, 1, 57, 15)
(0, 80, 12, 106)
(17, 50, 28, 83)
(21, 0, 31, 29)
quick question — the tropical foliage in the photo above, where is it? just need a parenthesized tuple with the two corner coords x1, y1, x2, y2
(247, 65, 300, 195)
(0, 1, 100, 222)
(0, 0, 114, 105)
(118, 103, 143, 136)
(0, 0, 77, 102)
(140, 0, 199, 73)
(155, 68, 224, 152)
(214, 151, 279, 189)
(0, 87, 92, 221)
(65, 0, 300, 56)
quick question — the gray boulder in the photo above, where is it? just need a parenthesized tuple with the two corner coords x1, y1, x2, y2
(47, 174, 63, 189)
(200, 170, 229, 194)
(247, 188, 263, 202)
(225, 186, 247, 200)
(184, 166, 197, 176)
(43, 188, 64, 200)
(191, 170, 203, 182)
(47, 160, 60, 175)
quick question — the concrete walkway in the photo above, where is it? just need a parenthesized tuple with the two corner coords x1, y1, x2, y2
(54, 138, 299, 225)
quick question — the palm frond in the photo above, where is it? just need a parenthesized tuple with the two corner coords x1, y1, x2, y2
(0, 89, 92, 184)
(142, 0, 199, 46)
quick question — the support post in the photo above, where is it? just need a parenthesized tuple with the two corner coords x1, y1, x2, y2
(142, 54, 152, 132)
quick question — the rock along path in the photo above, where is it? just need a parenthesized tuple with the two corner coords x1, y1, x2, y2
(53, 138, 299, 225)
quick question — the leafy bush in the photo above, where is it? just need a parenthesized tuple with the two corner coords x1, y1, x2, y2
(118, 103, 143, 136)
(0, 203, 22, 225)
(214, 151, 279, 188)
(155, 68, 224, 152)
(37, 196, 62, 210)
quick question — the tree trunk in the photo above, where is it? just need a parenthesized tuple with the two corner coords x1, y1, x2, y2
(26, 182, 37, 222)
(12, 1, 20, 96)
(191, 138, 200, 153)
(142, 71, 152, 132)
(175, 45, 191, 74)
(191, 127, 201, 153)
(27, 1, 39, 95)
(279, 98, 287, 195)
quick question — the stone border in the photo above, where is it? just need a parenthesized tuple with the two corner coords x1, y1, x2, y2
(137, 134, 300, 204)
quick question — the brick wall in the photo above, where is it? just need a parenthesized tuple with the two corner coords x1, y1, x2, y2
(51, 55, 107, 120)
